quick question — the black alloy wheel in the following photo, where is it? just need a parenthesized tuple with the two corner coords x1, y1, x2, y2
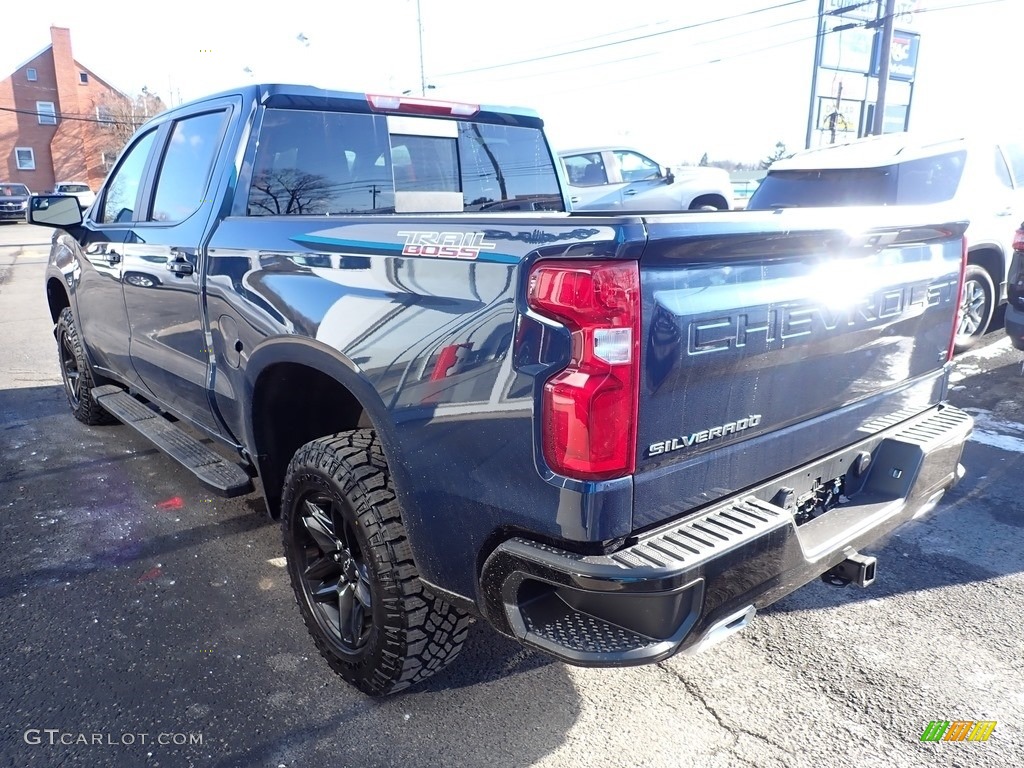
(292, 492, 373, 652)
(59, 327, 83, 409)
(55, 307, 115, 425)
(282, 430, 470, 696)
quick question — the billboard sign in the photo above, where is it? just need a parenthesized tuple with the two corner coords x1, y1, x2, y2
(872, 30, 921, 81)
(823, 0, 878, 21)
(821, 23, 876, 73)
(817, 97, 863, 134)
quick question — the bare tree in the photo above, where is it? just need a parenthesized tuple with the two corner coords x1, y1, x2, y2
(248, 169, 336, 215)
(91, 88, 167, 168)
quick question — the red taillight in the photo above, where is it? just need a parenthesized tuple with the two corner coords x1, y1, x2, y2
(1013, 227, 1024, 252)
(948, 236, 969, 362)
(527, 260, 641, 480)
(366, 94, 479, 117)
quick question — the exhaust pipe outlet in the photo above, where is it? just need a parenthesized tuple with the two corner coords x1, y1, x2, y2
(821, 551, 877, 588)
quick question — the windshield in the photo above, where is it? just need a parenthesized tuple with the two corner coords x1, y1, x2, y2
(59, 184, 91, 193)
(747, 150, 967, 209)
(1, 184, 30, 196)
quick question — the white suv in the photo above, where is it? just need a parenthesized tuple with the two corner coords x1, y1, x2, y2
(53, 182, 96, 211)
(747, 135, 1024, 351)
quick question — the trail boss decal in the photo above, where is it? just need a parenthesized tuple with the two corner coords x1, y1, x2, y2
(398, 231, 496, 260)
(649, 414, 763, 457)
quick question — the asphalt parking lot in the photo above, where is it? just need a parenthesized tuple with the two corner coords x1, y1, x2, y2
(1, 222, 1022, 768)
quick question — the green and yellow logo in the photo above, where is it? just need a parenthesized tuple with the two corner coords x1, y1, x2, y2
(921, 720, 996, 742)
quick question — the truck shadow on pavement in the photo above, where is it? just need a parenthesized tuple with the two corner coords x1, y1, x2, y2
(1, 384, 580, 768)
(212, 626, 574, 768)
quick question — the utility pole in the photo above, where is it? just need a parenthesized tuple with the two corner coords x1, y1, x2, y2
(871, 0, 897, 135)
(416, 0, 427, 96)
(828, 81, 844, 144)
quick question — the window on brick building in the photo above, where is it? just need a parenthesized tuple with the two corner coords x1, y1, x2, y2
(15, 148, 35, 170)
(96, 106, 115, 125)
(26, 68, 37, 81)
(36, 102, 56, 125)
(80, 72, 88, 84)
(101, 152, 116, 171)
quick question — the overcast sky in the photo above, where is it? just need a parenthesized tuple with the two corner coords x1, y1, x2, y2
(1, 0, 1017, 166)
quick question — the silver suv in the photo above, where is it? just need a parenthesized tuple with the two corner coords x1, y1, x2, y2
(559, 147, 732, 212)
(748, 135, 1024, 352)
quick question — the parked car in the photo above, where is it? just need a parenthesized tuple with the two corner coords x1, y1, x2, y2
(53, 182, 96, 211)
(559, 147, 732, 212)
(747, 134, 1024, 352)
(0, 183, 31, 222)
(30, 84, 972, 696)
(1005, 223, 1024, 350)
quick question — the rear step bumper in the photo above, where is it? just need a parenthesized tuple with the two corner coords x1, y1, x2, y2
(479, 404, 972, 666)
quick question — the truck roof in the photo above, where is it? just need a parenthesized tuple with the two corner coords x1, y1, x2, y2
(155, 83, 545, 129)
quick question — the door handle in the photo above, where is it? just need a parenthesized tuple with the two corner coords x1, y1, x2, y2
(166, 252, 195, 277)
(106, 251, 121, 265)
(570, 196, 580, 204)
(623, 189, 638, 196)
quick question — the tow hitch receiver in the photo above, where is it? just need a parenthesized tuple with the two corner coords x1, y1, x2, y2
(821, 551, 877, 588)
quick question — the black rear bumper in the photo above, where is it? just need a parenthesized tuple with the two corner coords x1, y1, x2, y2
(479, 404, 972, 666)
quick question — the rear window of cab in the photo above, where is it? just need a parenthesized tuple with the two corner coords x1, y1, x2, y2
(247, 108, 564, 215)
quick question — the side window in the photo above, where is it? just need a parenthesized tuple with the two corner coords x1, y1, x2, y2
(615, 151, 661, 184)
(150, 111, 228, 223)
(895, 151, 966, 204)
(1002, 143, 1024, 187)
(994, 148, 1013, 189)
(101, 130, 157, 224)
(562, 153, 607, 186)
(248, 109, 392, 215)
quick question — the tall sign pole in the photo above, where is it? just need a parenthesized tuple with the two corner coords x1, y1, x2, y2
(417, 0, 428, 97)
(871, 0, 897, 134)
(805, 0, 827, 149)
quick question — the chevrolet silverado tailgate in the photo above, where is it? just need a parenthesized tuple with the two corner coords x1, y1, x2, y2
(633, 208, 966, 530)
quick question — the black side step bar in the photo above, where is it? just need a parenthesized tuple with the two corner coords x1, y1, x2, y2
(92, 385, 253, 497)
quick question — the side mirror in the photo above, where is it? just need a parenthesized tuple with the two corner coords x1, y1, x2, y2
(29, 195, 83, 228)
(664, 169, 675, 185)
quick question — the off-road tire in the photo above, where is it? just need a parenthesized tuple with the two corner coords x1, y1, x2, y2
(281, 429, 470, 696)
(56, 307, 115, 425)
(954, 264, 996, 354)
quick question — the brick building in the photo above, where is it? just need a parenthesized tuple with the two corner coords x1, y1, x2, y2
(0, 26, 131, 192)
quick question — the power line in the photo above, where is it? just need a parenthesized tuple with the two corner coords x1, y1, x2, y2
(436, 8, 824, 88)
(0, 104, 140, 127)
(435, 0, 809, 77)
(524, 0, 1010, 98)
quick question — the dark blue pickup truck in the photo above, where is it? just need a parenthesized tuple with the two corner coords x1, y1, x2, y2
(31, 84, 973, 696)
